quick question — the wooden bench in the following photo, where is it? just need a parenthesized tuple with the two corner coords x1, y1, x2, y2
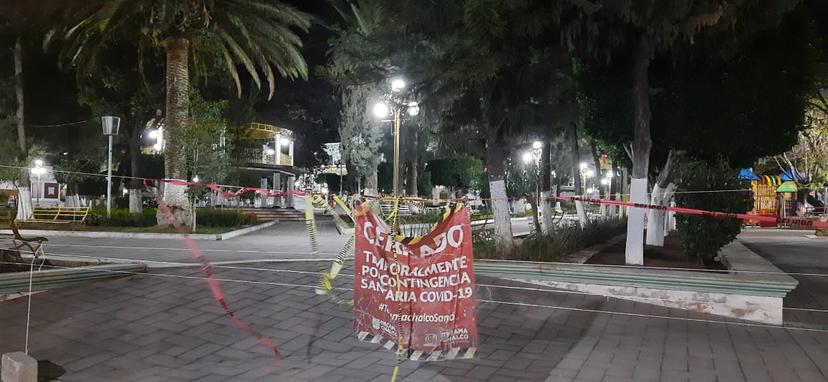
(26, 206, 90, 224)
(380, 202, 412, 216)
(1, 212, 48, 264)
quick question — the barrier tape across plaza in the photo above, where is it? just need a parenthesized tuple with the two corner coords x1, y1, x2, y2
(550, 195, 828, 229)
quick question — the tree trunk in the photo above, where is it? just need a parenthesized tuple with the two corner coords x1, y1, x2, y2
(13, 37, 32, 220)
(407, 127, 419, 196)
(648, 182, 677, 241)
(364, 170, 378, 196)
(540, 140, 554, 234)
(157, 37, 192, 228)
(590, 140, 603, 197)
(487, 139, 514, 255)
(528, 193, 541, 234)
(129, 122, 142, 213)
(408, 161, 418, 197)
(620, 167, 629, 218)
(624, 34, 653, 265)
(14, 37, 26, 156)
(567, 122, 581, 195)
(646, 150, 685, 246)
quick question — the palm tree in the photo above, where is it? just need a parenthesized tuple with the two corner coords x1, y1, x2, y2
(47, 0, 311, 226)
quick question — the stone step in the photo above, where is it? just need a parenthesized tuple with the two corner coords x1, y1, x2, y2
(237, 208, 305, 222)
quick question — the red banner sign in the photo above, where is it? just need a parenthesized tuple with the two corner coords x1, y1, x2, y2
(353, 204, 478, 361)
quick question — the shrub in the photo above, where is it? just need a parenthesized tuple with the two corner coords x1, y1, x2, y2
(86, 208, 256, 227)
(472, 229, 496, 258)
(86, 208, 157, 227)
(513, 218, 627, 262)
(675, 161, 752, 264)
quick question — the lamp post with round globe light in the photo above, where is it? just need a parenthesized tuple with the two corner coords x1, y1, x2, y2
(102, 116, 121, 218)
(31, 159, 46, 206)
(371, 77, 419, 196)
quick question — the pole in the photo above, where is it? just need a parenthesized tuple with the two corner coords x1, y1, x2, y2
(107, 134, 113, 218)
(339, 164, 344, 196)
(393, 109, 401, 196)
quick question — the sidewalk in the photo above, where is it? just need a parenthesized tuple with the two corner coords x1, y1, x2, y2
(2, 260, 827, 381)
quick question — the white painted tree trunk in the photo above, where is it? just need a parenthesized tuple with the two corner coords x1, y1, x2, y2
(646, 184, 664, 247)
(66, 194, 81, 208)
(540, 191, 554, 234)
(489, 179, 514, 254)
(156, 181, 192, 228)
(616, 192, 623, 218)
(128, 189, 142, 213)
(16, 186, 33, 220)
(575, 200, 588, 227)
(624, 178, 648, 265)
(646, 183, 676, 247)
(667, 201, 677, 233)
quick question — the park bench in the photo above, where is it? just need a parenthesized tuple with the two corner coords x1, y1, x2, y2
(380, 202, 412, 216)
(0, 212, 48, 271)
(25, 206, 90, 224)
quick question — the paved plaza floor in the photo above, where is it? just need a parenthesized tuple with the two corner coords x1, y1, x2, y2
(1, 228, 828, 381)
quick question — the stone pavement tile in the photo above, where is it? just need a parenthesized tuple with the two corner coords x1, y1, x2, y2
(797, 369, 828, 381)
(489, 366, 549, 380)
(177, 343, 224, 361)
(632, 365, 660, 380)
(213, 346, 256, 360)
(464, 365, 500, 379)
(574, 366, 606, 381)
(102, 355, 153, 371)
(162, 367, 212, 380)
(548, 367, 579, 378)
(62, 353, 117, 372)
(195, 374, 244, 382)
(327, 366, 383, 381)
(741, 368, 773, 382)
(604, 363, 634, 378)
(501, 356, 533, 371)
(143, 353, 184, 368)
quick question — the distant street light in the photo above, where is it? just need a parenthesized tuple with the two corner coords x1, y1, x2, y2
(585, 169, 595, 178)
(522, 152, 533, 164)
(532, 141, 543, 150)
(579, 162, 588, 170)
(372, 102, 390, 118)
(192, 176, 200, 183)
(31, 160, 46, 206)
(600, 178, 609, 185)
(391, 78, 406, 92)
(101, 115, 121, 218)
(407, 102, 420, 116)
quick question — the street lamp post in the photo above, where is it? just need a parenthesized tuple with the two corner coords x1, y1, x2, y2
(102, 116, 121, 218)
(372, 78, 419, 196)
(31, 159, 45, 206)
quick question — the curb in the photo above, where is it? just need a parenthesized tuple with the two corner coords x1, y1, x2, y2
(0, 220, 277, 241)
